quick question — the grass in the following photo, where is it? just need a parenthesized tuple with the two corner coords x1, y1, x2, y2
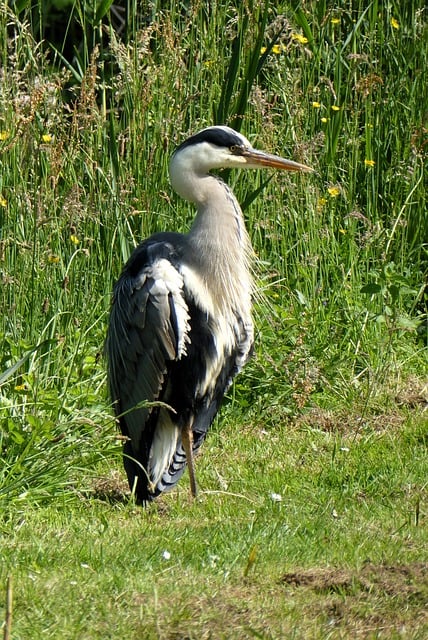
(0, 0, 427, 637)
(2, 409, 427, 638)
(2, 402, 426, 638)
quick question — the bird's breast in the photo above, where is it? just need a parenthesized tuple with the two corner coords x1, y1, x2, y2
(177, 264, 253, 401)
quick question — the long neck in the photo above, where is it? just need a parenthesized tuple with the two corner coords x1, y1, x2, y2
(184, 174, 254, 316)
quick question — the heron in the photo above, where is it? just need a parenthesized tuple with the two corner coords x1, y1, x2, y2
(106, 125, 311, 504)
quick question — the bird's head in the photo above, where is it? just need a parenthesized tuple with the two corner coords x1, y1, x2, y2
(170, 124, 312, 171)
(169, 125, 312, 203)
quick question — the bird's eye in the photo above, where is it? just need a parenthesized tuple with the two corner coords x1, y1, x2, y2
(230, 145, 243, 154)
(230, 145, 238, 152)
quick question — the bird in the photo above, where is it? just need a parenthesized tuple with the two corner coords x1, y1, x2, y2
(105, 125, 312, 504)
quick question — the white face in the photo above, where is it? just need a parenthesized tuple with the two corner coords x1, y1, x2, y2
(184, 142, 248, 172)
(170, 127, 252, 176)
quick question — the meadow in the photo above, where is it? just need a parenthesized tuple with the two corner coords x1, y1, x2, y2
(0, 1, 427, 637)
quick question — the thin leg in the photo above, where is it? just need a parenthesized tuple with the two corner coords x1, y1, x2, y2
(182, 421, 198, 497)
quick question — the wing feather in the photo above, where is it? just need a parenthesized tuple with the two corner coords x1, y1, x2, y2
(106, 239, 190, 456)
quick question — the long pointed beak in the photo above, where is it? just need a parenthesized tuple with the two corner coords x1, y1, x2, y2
(241, 148, 313, 172)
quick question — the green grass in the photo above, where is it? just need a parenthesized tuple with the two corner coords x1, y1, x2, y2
(1, 0, 427, 637)
(2, 409, 428, 638)
(2, 411, 427, 638)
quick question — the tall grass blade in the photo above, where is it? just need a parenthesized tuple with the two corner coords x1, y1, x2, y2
(0, 341, 52, 387)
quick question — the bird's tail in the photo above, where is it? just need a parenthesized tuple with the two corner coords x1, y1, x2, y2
(148, 408, 179, 489)
(155, 396, 223, 494)
(155, 429, 207, 494)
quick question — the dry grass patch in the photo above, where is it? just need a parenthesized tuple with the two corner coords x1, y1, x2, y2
(125, 563, 428, 639)
(281, 562, 428, 639)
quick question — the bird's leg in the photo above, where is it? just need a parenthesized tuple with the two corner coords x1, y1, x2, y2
(182, 419, 198, 498)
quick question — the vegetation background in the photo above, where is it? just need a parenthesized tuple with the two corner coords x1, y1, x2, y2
(0, 0, 427, 637)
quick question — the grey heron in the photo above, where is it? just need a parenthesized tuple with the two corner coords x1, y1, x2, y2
(106, 125, 311, 503)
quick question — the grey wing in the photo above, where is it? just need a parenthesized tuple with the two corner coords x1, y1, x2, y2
(106, 255, 190, 453)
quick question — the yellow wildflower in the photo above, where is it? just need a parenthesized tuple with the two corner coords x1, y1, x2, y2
(291, 33, 308, 44)
(0, 130, 9, 141)
(48, 254, 60, 263)
(364, 159, 376, 167)
(316, 197, 327, 211)
(0, 195, 7, 207)
(312, 101, 321, 108)
(42, 134, 52, 143)
(14, 384, 28, 392)
(70, 234, 79, 245)
(321, 117, 328, 123)
(331, 105, 341, 111)
(261, 44, 285, 55)
(390, 17, 399, 30)
(327, 186, 341, 197)
(331, 18, 340, 25)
